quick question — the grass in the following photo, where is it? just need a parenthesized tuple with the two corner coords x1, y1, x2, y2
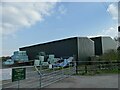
(75, 68, 120, 76)
(97, 69, 120, 74)
(75, 63, 120, 76)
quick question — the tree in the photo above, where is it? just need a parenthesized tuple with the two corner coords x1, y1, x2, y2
(1, 56, 11, 62)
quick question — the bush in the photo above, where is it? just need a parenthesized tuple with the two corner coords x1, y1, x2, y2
(1, 56, 11, 62)
(118, 47, 120, 60)
(99, 49, 119, 61)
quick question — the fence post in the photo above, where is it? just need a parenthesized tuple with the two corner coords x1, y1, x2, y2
(40, 65, 42, 88)
(75, 61, 78, 74)
(85, 65, 87, 74)
(18, 80, 20, 90)
(74, 62, 76, 74)
(34, 66, 42, 88)
(69, 63, 70, 77)
(62, 67, 64, 78)
(39, 74, 42, 88)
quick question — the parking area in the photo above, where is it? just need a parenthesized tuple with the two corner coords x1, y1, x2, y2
(45, 74, 119, 88)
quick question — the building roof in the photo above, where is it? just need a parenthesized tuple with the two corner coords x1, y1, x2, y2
(20, 36, 88, 49)
(90, 36, 112, 39)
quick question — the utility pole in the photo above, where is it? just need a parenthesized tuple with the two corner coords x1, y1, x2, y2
(117, 26, 120, 50)
(118, 2, 120, 49)
(118, 26, 120, 48)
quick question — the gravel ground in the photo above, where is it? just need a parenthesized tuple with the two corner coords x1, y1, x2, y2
(45, 74, 119, 88)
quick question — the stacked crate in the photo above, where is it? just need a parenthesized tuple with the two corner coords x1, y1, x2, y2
(11, 51, 29, 62)
(48, 55, 55, 64)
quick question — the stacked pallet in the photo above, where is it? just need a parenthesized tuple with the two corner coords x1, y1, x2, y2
(11, 51, 28, 62)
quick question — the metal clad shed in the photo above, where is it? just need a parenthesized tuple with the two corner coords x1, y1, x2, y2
(102, 37, 117, 53)
(90, 37, 102, 55)
(19, 37, 94, 61)
(91, 36, 117, 55)
(77, 37, 94, 61)
(20, 37, 78, 60)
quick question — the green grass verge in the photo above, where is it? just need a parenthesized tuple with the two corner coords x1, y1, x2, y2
(75, 69, 120, 76)
(97, 69, 120, 74)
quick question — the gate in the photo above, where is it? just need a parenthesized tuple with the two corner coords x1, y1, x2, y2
(2, 63, 76, 89)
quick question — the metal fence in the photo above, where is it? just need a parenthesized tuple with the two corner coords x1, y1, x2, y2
(2, 60, 120, 89)
(2, 63, 76, 89)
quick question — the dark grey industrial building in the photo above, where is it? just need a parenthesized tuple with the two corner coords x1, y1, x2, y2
(90, 36, 117, 55)
(19, 37, 95, 61)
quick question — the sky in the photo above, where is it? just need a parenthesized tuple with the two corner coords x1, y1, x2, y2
(0, 1, 119, 56)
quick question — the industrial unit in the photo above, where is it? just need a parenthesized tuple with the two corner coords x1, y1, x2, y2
(19, 37, 95, 62)
(90, 36, 117, 55)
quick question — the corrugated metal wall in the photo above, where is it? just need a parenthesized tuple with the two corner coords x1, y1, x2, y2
(20, 37, 95, 61)
(91, 37, 117, 55)
(19, 37, 78, 60)
(77, 37, 95, 61)
(102, 37, 117, 53)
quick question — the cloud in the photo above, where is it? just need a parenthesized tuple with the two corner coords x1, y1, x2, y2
(107, 3, 118, 20)
(1, 0, 60, 2)
(88, 26, 118, 38)
(89, 3, 118, 40)
(0, 2, 57, 36)
(103, 27, 117, 37)
(100, 26, 118, 38)
(94, 3, 118, 38)
(58, 4, 67, 15)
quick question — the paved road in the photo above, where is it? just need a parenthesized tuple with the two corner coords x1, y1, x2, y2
(2, 74, 119, 88)
(45, 74, 119, 88)
(1, 65, 119, 88)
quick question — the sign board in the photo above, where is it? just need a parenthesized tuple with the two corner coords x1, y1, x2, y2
(12, 68, 26, 82)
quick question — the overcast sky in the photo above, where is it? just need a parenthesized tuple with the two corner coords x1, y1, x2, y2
(0, 1, 119, 56)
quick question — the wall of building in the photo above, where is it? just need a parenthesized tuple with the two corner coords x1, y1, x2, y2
(90, 37, 102, 55)
(91, 36, 117, 55)
(102, 37, 117, 54)
(77, 37, 95, 61)
(19, 37, 78, 60)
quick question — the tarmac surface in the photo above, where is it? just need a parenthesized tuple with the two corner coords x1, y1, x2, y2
(1, 61, 119, 89)
(1, 71, 119, 88)
(45, 74, 119, 88)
